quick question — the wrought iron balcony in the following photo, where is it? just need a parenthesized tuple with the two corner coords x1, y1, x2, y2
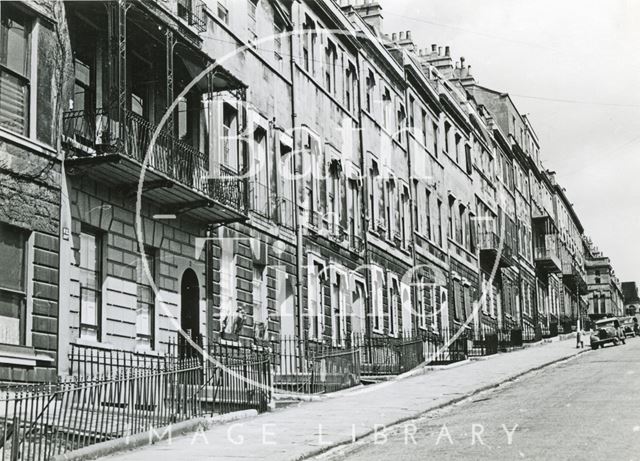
(62, 108, 246, 222)
(477, 231, 513, 268)
(176, 0, 206, 32)
(248, 182, 296, 230)
(350, 233, 365, 254)
(534, 245, 563, 274)
(561, 258, 589, 295)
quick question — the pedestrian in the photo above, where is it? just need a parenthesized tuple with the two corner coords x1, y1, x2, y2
(576, 329, 583, 348)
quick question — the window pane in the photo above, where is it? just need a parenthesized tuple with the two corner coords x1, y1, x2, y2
(0, 70, 28, 134)
(136, 247, 154, 346)
(80, 232, 98, 273)
(0, 290, 23, 345)
(78, 230, 101, 339)
(0, 7, 28, 75)
(131, 92, 144, 116)
(177, 98, 187, 139)
(80, 286, 99, 330)
(0, 223, 26, 291)
(75, 59, 90, 87)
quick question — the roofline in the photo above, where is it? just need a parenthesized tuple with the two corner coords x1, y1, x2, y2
(555, 185, 584, 234)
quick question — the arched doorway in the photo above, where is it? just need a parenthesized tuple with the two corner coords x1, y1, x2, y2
(180, 268, 200, 343)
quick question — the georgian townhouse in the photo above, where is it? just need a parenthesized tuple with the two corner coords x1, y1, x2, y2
(202, 0, 298, 346)
(388, 42, 450, 342)
(467, 105, 506, 337)
(58, 0, 298, 375)
(342, 6, 416, 340)
(584, 237, 624, 319)
(418, 46, 480, 339)
(527, 134, 563, 333)
(289, 0, 366, 346)
(0, 0, 61, 383)
(549, 173, 588, 332)
(622, 281, 640, 316)
(467, 86, 538, 334)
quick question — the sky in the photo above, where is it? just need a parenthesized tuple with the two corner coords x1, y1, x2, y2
(381, 0, 640, 285)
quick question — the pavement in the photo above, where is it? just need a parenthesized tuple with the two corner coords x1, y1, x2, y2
(324, 336, 640, 461)
(97, 336, 588, 461)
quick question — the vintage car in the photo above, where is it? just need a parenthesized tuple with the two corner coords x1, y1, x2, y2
(620, 316, 637, 338)
(590, 318, 626, 349)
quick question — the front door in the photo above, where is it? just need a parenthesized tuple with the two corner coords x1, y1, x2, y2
(181, 268, 200, 343)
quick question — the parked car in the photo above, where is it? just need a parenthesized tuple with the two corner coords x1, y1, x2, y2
(620, 317, 636, 338)
(590, 318, 626, 349)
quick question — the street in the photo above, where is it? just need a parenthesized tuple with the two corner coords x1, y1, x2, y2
(327, 338, 640, 460)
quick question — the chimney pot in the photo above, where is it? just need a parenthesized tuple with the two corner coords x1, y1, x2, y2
(406, 30, 411, 40)
(399, 31, 405, 40)
(445, 46, 450, 56)
(431, 44, 437, 52)
(460, 56, 465, 67)
(438, 46, 442, 56)
(392, 32, 397, 41)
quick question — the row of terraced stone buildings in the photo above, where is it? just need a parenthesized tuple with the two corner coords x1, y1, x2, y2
(0, 0, 623, 385)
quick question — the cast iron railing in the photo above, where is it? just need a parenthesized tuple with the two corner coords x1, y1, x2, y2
(270, 336, 360, 394)
(62, 109, 245, 212)
(352, 334, 425, 376)
(0, 359, 202, 461)
(477, 231, 513, 260)
(176, 0, 206, 32)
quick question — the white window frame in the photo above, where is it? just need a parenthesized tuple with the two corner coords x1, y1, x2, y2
(307, 253, 325, 341)
(330, 265, 348, 347)
(371, 265, 384, 334)
(387, 273, 400, 338)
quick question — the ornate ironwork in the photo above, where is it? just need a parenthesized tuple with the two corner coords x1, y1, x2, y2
(62, 109, 246, 212)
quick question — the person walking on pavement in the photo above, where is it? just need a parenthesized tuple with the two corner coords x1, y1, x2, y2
(576, 328, 584, 348)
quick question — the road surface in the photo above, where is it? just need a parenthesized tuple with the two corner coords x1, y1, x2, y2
(328, 338, 640, 460)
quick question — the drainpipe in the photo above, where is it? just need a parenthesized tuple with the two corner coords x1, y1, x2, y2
(288, 16, 303, 341)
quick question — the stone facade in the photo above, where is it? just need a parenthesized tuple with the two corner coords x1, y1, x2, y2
(0, 0, 622, 384)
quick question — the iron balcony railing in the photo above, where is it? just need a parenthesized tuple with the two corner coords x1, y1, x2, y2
(248, 182, 296, 229)
(534, 246, 561, 262)
(176, 0, 206, 32)
(477, 231, 513, 260)
(350, 233, 365, 254)
(249, 182, 272, 218)
(62, 109, 245, 212)
(274, 196, 295, 229)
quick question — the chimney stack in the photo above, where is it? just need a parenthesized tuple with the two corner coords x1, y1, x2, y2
(422, 43, 455, 79)
(348, 0, 384, 36)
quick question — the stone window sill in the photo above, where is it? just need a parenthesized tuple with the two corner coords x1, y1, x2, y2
(0, 344, 54, 367)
